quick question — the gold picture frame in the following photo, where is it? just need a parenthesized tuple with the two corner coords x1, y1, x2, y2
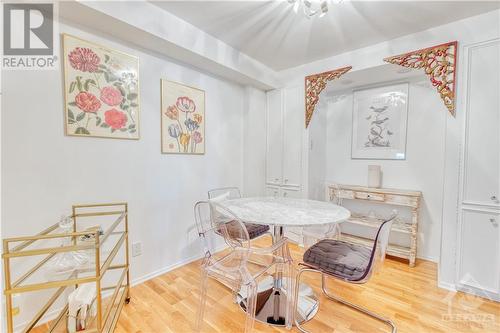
(160, 79, 205, 154)
(62, 34, 140, 139)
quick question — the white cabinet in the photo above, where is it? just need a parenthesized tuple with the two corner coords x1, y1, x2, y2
(456, 39, 500, 301)
(266, 89, 283, 185)
(282, 86, 303, 187)
(458, 209, 499, 294)
(462, 41, 500, 208)
(265, 186, 301, 199)
(265, 186, 303, 244)
(265, 86, 303, 191)
(266, 86, 304, 243)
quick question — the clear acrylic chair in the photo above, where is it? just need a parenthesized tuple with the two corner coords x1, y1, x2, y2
(301, 184, 343, 247)
(294, 214, 398, 333)
(208, 187, 272, 241)
(194, 201, 294, 332)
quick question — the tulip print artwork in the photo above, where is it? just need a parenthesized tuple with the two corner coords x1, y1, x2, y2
(63, 34, 140, 139)
(161, 80, 205, 154)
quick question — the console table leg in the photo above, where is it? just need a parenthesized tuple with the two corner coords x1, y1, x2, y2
(410, 207, 418, 267)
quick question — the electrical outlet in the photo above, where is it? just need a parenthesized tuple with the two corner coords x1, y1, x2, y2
(131, 242, 142, 257)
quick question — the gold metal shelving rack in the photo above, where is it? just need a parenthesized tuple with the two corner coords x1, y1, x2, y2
(2, 203, 130, 333)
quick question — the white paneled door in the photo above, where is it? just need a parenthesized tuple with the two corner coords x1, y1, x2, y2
(456, 39, 500, 301)
(266, 89, 283, 186)
(458, 209, 499, 294)
(265, 86, 305, 243)
(265, 86, 303, 193)
(462, 41, 500, 208)
(282, 86, 303, 188)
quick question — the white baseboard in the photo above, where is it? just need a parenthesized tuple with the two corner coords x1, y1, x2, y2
(12, 245, 227, 333)
(416, 254, 439, 263)
(130, 244, 227, 287)
(455, 284, 500, 302)
(438, 281, 457, 292)
(438, 281, 500, 303)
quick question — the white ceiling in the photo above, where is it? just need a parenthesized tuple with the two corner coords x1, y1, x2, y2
(325, 64, 425, 93)
(152, 1, 499, 71)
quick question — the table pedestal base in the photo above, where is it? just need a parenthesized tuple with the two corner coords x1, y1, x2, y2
(238, 278, 319, 326)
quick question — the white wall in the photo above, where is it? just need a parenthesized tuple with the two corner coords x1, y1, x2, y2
(312, 78, 446, 261)
(307, 98, 327, 201)
(1, 20, 264, 329)
(243, 86, 267, 196)
(285, 9, 500, 288)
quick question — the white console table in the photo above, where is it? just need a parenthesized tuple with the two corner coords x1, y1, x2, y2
(327, 184, 422, 267)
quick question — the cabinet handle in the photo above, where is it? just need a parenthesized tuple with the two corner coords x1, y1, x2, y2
(491, 195, 499, 203)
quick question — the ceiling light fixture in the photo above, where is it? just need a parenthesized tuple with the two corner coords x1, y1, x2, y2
(288, 0, 343, 19)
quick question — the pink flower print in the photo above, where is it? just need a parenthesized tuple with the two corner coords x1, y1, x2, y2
(75, 92, 101, 113)
(68, 47, 100, 72)
(104, 109, 128, 129)
(193, 114, 202, 124)
(193, 131, 203, 144)
(165, 105, 179, 120)
(176, 96, 196, 113)
(100, 86, 123, 106)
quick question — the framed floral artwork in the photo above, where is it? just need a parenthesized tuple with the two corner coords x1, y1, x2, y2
(351, 83, 409, 160)
(62, 34, 140, 139)
(161, 79, 205, 154)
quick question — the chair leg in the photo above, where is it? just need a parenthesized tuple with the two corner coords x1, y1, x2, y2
(244, 280, 258, 333)
(282, 260, 294, 330)
(293, 267, 319, 333)
(195, 269, 209, 332)
(321, 274, 397, 333)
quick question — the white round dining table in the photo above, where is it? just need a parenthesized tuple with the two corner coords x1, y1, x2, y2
(218, 197, 351, 326)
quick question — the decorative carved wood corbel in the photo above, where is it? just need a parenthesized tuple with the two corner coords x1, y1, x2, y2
(305, 66, 352, 128)
(384, 41, 458, 116)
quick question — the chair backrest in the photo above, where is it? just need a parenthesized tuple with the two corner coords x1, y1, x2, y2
(194, 201, 216, 259)
(356, 212, 397, 282)
(208, 187, 241, 201)
(208, 201, 250, 251)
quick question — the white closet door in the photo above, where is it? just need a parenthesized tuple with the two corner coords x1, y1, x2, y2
(463, 41, 500, 207)
(282, 86, 303, 188)
(458, 209, 500, 293)
(266, 89, 283, 185)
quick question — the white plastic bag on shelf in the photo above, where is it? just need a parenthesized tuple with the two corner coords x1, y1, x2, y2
(68, 283, 97, 332)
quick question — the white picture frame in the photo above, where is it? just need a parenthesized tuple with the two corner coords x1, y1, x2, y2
(351, 83, 409, 160)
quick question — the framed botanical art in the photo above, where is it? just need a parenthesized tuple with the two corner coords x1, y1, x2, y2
(351, 83, 409, 160)
(62, 34, 140, 139)
(161, 79, 205, 154)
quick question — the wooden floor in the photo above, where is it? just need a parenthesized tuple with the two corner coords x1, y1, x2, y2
(34, 237, 499, 333)
(113, 238, 499, 333)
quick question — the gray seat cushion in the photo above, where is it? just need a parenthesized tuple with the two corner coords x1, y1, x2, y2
(218, 221, 270, 240)
(303, 239, 371, 280)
